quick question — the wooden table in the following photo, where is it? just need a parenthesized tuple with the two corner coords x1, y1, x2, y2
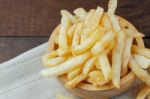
(0, 0, 150, 63)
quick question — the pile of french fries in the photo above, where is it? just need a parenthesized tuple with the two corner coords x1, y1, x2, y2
(41, 0, 150, 98)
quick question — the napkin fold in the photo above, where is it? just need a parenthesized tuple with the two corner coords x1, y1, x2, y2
(0, 43, 143, 99)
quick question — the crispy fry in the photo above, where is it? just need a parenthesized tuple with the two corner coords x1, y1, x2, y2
(80, 34, 88, 43)
(67, 67, 82, 80)
(95, 61, 101, 70)
(107, 13, 120, 32)
(72, 22, 83, 48)
(59, 14, 70, 50)
(61, 10, 77, 23)
(73, 8, 87, 21)
(132, 45, 150, 59)
(83, 7, 104, 36)
(98, 52, 112, 80)
(67, 24, 77, 39)
(136, 38, 145, 48)
(105, 40, 115, 54)
(89, 70, 109, 86)
(65, 74, 87, 89)
(133, 54, 150, 69)
(112, 30, 126, 88)
(129, 56, 150, 85)
(120, 20, 145, 47)
(84, 9, 95, 27)
(41, 52, 90, 77)
(136, 86, 150, 99)
(80, 9, 95, 43)
(108, 0, 118, 14)
(86, 77, 98, 87)
(91, 30, 116, 55)
(100, 13, 112, 29)
(42, 50, 58, 59)
(82, 57, 96, 75)
(72, 28, 105, 55)
(123, 28, 145, 38)
(107, 0, 120, 32)
(58, 48, 71, 57)
(42, 57, 66, 67)
(54, 34, 59, 44)
(121, 36, 133, 77)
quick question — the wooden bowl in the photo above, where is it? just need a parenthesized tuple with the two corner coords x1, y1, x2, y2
(48, 16, 136, 99)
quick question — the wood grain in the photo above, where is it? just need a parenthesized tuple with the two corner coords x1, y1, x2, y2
(0, 0, 149, 36)
(0, 37, 48, 63)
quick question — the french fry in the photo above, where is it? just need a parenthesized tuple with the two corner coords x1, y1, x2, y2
(80, 34, 88, 44)
(42, 50, 58, 60)
(120, 20, 145, 47)
(72, 28, 105, 55)
(107, 13, 120, 32)
(58, 48, 71, 57)
(129, 56, 150, 85)
(89, 70, 109, 86)
(96, 77, 109, 86)
(67, 24, 77, 39)
(42, 57, 66, 67)
(95, 61, 101, 70)
(100, 13, 112, 29)
(65, 74, 87, 89)
(136, 38, 145, 48)
(59, 14, 70, 50)
(61, 10, 77, 23)
(107, 0, 120, 32)
(132, 45, 150, 59)
(83, 7, 104, 36)
(86, 77, 98, 87)
(133, 54, 150, 69)
(89, 70, 103, 81)
(136, 86, 150, 99)
(67, 67, 82, 80)
(112, 30, 126, 88)
(82, 57, 96, 75)
(121, 36, 133, 77)
(91, 30, 116, 55)
(41, 52, 90, 77)
(98, 52, 112, 80)
(105, 40, 115, 54)
(73, 8, 87, 21)
(84, 9, 95, 28)
(108, 0, 118, 14)
(123, 28, 145, 38)
(71, 22, 83, 48)
(80, 9, 95, 43)
(54, 34, 59, 44)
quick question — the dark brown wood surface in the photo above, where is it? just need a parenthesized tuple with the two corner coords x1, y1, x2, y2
(0, 37, 48, 63)
(0, 0, 149, 36)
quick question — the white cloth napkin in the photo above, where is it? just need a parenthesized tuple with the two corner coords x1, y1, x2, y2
(0, 42, 144, 99)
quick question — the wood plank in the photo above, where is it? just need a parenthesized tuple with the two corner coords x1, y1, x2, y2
(0, 37, 48, 63)
(0, 0, 149, 36)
